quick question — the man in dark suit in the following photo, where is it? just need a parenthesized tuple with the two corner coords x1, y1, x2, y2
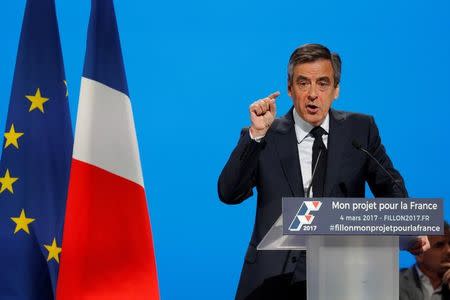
(218, 44, 429, 300)
(400, 222, 450, 300)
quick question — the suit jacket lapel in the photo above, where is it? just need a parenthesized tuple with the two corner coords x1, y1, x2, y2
(324, 109, 346, 196)
(273, 107, 304, 197)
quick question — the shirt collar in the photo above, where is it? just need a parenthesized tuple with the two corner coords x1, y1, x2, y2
(293, 108, 329, 144)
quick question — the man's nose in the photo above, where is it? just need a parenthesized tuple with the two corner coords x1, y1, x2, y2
(307, 83, 318, 100)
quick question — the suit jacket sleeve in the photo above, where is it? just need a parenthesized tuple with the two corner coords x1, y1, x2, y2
(217, 128, 265, 204)
(366, 116, 408, 197)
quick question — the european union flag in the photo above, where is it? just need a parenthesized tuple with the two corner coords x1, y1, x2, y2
(0, 0, 73, 299)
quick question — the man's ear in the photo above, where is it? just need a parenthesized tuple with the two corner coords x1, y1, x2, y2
(416, 253, 424, 264)
(288, 82, 292, 97)
(333, 84, 340, 100)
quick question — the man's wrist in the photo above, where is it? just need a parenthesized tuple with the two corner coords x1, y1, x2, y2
(249, 126, 267, 142)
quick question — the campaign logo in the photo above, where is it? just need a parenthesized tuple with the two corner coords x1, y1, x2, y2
(288, 201, 322, 231)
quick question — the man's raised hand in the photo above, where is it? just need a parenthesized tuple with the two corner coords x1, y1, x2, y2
(249, 91, 280, 137)
(408, 236, 430, 256)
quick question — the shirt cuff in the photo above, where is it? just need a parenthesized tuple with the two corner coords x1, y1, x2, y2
(249, 129, 265, 143)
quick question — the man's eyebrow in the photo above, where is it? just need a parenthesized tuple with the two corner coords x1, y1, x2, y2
(317, 76, 331, 82)
(295, 75, 310, 82)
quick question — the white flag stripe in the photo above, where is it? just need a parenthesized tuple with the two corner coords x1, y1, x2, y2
(73, 77, 144, 186)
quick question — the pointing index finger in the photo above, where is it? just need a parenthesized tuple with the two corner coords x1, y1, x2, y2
(268, 91, 280, 100)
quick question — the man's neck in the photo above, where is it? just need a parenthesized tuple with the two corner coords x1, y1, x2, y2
(292, 108, 330, 131)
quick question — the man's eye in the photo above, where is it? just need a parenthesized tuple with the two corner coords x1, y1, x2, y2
(318, 81, 329, 86)
(298, 81, 308, 86)
(435, 242, 445, 248)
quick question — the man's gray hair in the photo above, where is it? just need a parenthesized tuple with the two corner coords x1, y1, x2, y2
(288, 44, 341, 87)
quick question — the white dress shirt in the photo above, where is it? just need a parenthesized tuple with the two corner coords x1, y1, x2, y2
(249, 109, 329, 197)
(293, 109, 329, 197)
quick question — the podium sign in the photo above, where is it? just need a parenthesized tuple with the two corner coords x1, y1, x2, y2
(282, 197, 444, 235)
(258, 197, 445, 300)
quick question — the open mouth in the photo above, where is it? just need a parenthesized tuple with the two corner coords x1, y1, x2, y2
(306, 104, 319, 114)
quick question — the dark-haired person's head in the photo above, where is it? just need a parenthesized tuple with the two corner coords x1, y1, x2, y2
(416, 222, 450, 277)
(287, 44, 341, 126)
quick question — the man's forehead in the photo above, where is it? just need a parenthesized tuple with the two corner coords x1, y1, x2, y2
(430, 235, 450, 244)
(293, 59, 334, 78)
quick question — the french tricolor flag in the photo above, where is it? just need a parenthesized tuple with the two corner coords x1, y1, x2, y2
(56, 1, 159, 299)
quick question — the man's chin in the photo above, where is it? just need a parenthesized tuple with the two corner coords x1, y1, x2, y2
(304, 114, 325, 127)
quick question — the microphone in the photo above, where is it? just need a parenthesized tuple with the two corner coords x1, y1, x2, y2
(352, 140, 406, 196)
(305, 149, 323, 198)
(354, 140, 423, 252)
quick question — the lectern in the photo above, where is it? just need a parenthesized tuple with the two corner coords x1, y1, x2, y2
(258, 197, 443, 300)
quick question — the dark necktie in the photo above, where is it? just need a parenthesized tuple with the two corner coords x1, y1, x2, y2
(310, 126, 327, 197)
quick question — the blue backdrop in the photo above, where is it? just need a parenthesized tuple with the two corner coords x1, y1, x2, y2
(1, 1, 449, 299)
